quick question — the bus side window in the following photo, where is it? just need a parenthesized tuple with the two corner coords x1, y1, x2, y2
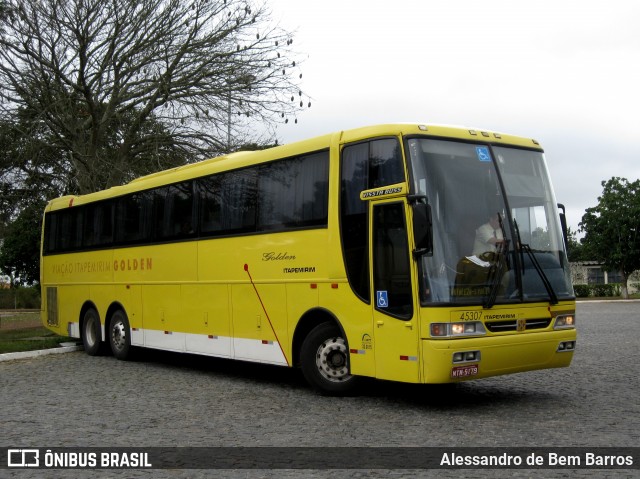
(341, 142, 370, 302)
(223, 169, 258, 234)
(58, 210, 82, 251)
(83, 202, 113, 247)
(168, 182, 195, 237)
(198, 176, 223, 235)
(257, 152, 329, 230)
(369, 138, 405, 187)
(115, 193, 151, 244)
(152, 182, 195, 240)
(43, 213, 58, 254)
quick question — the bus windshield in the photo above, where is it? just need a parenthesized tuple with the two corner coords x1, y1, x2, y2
(406, 137, 574, 306)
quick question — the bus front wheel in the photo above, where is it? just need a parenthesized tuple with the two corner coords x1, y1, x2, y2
(82, 308, 102, 356)
(300, 322, 358, 395)
(109, 310, 131, 360)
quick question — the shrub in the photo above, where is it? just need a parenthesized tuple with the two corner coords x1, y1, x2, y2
(0, 286, 41, 309)
(16, 286, 41, 308)
(573, 284, 591, 297)
(592, 283, 621, 297)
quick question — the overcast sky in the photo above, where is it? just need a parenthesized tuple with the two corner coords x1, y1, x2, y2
(267, 0, 640, 234)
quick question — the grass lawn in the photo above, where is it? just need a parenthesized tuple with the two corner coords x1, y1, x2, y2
(0, 312, 73, 354)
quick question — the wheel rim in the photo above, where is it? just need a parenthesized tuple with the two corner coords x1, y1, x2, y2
(315, 337, 351, 382)
(111, 319, 127, 352)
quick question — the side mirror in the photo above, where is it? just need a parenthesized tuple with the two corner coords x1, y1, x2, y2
(412, 202, 433, 257)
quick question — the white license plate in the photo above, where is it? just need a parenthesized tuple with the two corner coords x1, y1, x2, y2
(451, 364, 479, 378)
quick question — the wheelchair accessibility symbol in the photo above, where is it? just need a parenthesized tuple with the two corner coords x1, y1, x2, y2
(476, 146, 491, 162)
(377, 291, 388, 308)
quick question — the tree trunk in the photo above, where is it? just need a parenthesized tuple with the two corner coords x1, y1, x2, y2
(621, 273, 629, 299)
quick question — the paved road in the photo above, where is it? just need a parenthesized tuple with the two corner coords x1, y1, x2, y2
(1, 301, 638, 478)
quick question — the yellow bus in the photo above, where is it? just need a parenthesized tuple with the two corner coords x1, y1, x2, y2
(41, 123, 576, 394)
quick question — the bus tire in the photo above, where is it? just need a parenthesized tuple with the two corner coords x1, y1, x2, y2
(109, 309, 131, 360)
(300, 322, 358, 395)
(81, 308, 102, 356)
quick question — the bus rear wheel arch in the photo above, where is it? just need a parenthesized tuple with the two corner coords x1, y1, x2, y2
(300, 321, 358, 395)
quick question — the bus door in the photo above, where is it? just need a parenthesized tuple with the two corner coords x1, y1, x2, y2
(370, 200, 420, 383)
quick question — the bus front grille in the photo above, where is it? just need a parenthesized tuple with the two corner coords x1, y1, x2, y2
(485, 318, 551, 333)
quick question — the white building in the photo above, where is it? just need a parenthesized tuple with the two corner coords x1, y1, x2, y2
(570, 261, 640, 294)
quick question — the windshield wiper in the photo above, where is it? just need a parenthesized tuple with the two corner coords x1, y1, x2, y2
(483, 213, 509, 309)
(513, 220, 558, 305)
(483, 239, 507, 308)
(521, 244, 559, 305)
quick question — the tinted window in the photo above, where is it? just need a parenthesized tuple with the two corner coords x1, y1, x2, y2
(83, 202, 113, 248)
(369, 138, 404, 188)
(339, 137, 405, 302)
(115, 193, 150, 244)
(43, 150, 330, 254)
(258, 152, 329, 230)
(222, 168, 258, 233)
(340, 142, 370, 301)
(198, 175, 224, 235)
(153, 182, 195, 239)
(199, 151, 328, 236)
(43, 214, 58, 254)
(58, 209, 83, 251)
(373, 203, 413, 319)
(199, 169, 257, 235)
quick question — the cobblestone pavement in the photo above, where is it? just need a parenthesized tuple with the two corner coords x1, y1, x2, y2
(1, 302, 638, 478)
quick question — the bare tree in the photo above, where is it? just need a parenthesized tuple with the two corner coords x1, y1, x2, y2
(0, 0, 308, 194)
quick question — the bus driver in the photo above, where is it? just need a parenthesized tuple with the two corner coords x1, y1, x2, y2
(473, 213, 504, 256)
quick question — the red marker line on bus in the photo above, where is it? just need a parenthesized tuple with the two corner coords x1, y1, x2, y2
(243, 263, 290, 366)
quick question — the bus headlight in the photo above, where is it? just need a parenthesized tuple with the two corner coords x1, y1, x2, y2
(430, 322, 486, 338)
(554, 314, 576, 329)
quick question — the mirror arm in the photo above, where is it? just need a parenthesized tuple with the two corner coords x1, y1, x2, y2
(407, 194, 427, 205)
(413, 248, 429, 259)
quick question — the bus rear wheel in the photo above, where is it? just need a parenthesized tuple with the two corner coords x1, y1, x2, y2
(109, 310, 131, 360)
(82, 308, 102, 356)
(300, 322, 358, 395)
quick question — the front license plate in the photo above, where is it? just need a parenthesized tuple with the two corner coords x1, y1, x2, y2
(451, 364, 478, 378)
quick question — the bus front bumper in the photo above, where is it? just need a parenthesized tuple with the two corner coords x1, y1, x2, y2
(421, 329, 577, 383)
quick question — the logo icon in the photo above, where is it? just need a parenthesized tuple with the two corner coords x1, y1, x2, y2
(8, 449, 40, 468)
